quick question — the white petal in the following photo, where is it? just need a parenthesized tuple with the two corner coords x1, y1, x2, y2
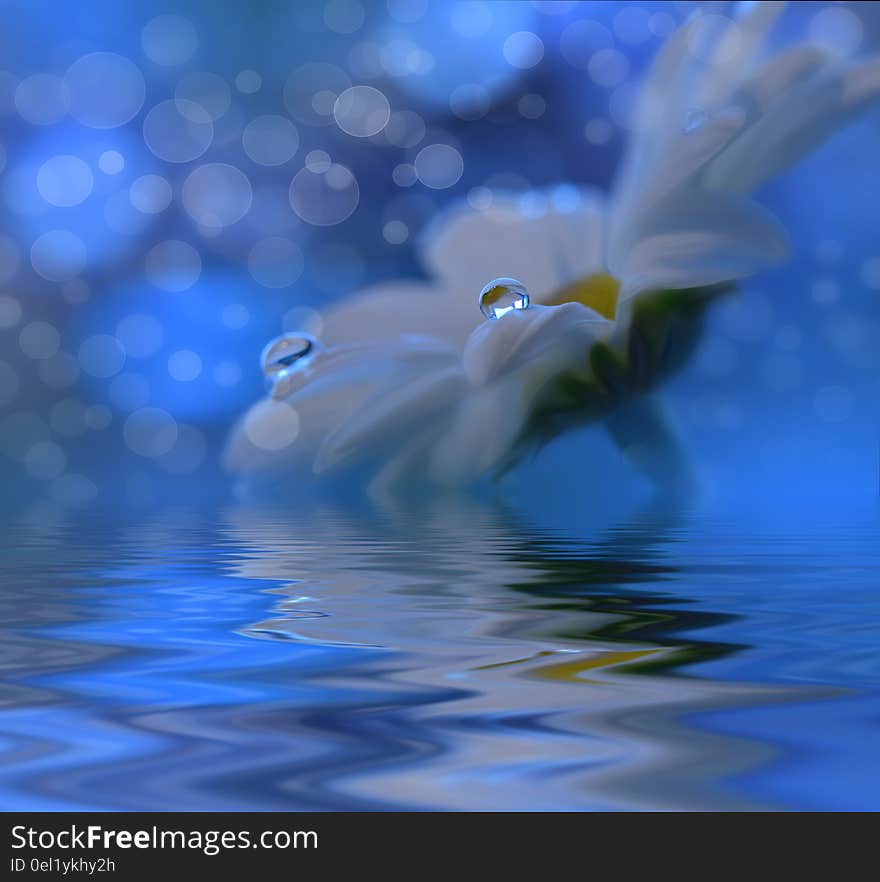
(314, 365, 466, 473)
(319, 280, 478, 348)
(532, 191, 607, 294)
(423, 200, 560, 304)
(428, 307, 611, 485)
(427, 376, 527, 486)
(366, 428, 439, 498)
(610, 110, 746, 265)
(694, 1, 786, 111)
(704, 58, 880, 193)
(843, 57, 880, 105)
(616, 195, 789, 300)
(629, 12, 704, 143)
(225, 372, 384, 475)
(732, 45, 832, 118)
(422, 192, 606, 307)
(228, 337, 458, 474)
(463, 303, 606, 386)
(224, 399, 304, 473)
(271, 335, 457, 400)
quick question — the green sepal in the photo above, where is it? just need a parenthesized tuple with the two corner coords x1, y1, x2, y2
(626, 285, 728, 388)
(498, 283, 732, 477)
(590, 341, 630, 397)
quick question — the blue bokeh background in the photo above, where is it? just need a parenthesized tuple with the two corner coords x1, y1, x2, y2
(1, 0, 879, 513)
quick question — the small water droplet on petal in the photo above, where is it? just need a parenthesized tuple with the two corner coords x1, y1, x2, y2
(683, 108, 707, 133)
(479, 278, 531, 319)
(260, 333, 320, 381)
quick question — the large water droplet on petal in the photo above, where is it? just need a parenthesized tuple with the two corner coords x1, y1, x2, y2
(260, 332, 320, 381)
(479, 278, 530, 320)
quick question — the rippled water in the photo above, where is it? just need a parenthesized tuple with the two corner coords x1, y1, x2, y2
(2, 497, 879, 811)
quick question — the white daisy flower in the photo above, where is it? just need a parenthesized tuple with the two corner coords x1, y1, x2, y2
(227, 2, 880, 494)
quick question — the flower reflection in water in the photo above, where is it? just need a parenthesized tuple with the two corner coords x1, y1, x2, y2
(3, 498, 871, 812)
(222, 500, 821, 811)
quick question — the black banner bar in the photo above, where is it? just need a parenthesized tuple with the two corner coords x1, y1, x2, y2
(1, 811, 849, 877)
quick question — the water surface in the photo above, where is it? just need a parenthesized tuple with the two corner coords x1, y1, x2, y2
(1, 499, 878, 811)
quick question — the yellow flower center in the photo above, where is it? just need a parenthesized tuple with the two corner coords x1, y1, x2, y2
(545, 272, 621, 320)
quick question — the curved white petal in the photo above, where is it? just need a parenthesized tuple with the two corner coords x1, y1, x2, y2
(427, 375, 527, 486)
(844, 57, 880, 104)
(429, 304, 614, 485)
(423, 201, 560, 303)
(694, 1, 786, 111)
(224, 398, 312, 474)
(704, 58, 880, 193)
(314, 365, 465, 474)
(527, 191, 607, 294)
(319, 280, 478, 348)
(616, 196, 789, 300)
(227, 336, 460, 474)
(612, 6, 880, 298)
(366, 427, 441, 499)
(463, 303, 606, 385)
(731, 45, 832, 119)
(628, 12, 704, 148)
(271, 336, 457, 400)
(610, 110, 747, 265)
(422, 191, 606, 306)
(225, 367, 386, 475)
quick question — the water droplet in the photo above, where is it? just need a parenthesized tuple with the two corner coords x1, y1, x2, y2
(260, 333, 320, 380)
(479, 278, 530, 320)
(683, 108, 707, 133)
